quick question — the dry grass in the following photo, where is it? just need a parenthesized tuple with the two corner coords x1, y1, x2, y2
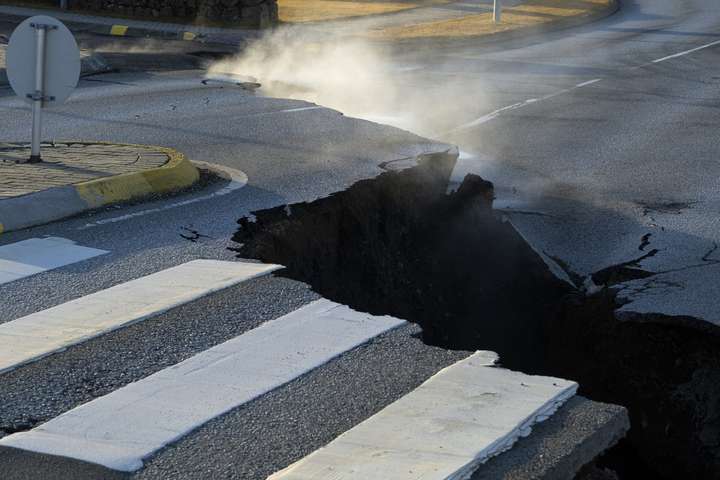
(278, 0, 454, 23)
(279, 0, 416, 23)
(367, 0, 613, 39)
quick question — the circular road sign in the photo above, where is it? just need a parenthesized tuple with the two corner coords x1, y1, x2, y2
(6, 15, 80, 106)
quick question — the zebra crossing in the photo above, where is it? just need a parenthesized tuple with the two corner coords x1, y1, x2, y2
(0, 299, 406, 472)
(0, 236, 584, 480)
(0, 236, 107, 285)
(268, 352, 577, 480)
(0, 258, 281, 374)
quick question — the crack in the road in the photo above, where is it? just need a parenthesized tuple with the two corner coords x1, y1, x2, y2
(638, 233, 652, 252)
(640, 200, 698, 217)
(591, 249, 659, 286)
(500, 208, 559, 218)
(179, 225, 212, 242)
(230, 157, 720, 479)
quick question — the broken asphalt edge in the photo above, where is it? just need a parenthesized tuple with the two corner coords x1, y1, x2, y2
(0, 142, 199, 235)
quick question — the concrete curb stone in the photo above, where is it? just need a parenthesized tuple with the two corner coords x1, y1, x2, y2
(0, 143, 199, 234)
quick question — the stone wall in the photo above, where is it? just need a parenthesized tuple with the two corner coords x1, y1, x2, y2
(59, 0, 278, 27)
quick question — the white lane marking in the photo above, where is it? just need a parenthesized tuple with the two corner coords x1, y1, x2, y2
(0, 259, 281, 375)
(0, 237, 107, 286)
(269, 351, 577, 480)
(451, 78, 604, 133)
(79, 162, 247, 229)
(450, 36, 720, 133)
(0, 299, 406, 472)
(267, 106, 324, 114)
(652, 39, 720, 63)
(576, 78, 602, 88)
(453, 102, 525, 130)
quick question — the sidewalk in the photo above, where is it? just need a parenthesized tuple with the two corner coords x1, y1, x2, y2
(0, 142, 199, 234)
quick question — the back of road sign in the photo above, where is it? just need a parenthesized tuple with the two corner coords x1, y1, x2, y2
(6, 15, 80, 106)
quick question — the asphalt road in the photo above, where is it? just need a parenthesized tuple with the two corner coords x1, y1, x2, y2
(373, 0, 720, 327)
(4, 0, 718, 331)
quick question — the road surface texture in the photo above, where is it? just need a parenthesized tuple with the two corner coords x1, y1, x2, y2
(384, 0, 720, 326)
(0, 69, 623, 478)
(0, 0, 718, 477)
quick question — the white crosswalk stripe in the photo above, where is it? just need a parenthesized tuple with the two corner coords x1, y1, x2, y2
(0, 258, 587, 479)
(0, 299, 406, 472)
(0, 237, 107, 285)
(268, 352, 577, 480)
(0, 259, 281, 374)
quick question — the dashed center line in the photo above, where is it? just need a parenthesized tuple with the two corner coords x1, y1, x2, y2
(453, 35, 720, 133)
(651, 38, 720, 63)
(575, 78, 603, 88)
(450, 79, 602, 133)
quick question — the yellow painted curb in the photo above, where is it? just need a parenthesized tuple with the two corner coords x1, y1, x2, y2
(74, 143, 200, 209)
(110, 25, 129, 36)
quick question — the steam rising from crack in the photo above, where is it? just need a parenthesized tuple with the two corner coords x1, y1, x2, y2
(207, 27, 489, 138)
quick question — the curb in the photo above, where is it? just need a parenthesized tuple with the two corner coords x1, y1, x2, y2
(0, 5, 256, 47)
(101, 23, 204, 42)
(0, 143, 199, 235)
(86, 22, 257, 47)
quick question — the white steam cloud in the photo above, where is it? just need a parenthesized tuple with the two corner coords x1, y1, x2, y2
(207, 27, 489, 139)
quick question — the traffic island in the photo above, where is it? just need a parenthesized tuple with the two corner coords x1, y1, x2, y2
(0, 142, 199, 234)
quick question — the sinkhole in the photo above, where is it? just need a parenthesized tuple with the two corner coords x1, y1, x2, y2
(231, 152, 720, 479)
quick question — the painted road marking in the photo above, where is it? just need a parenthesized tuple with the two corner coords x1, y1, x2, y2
(80, 162, 247, 229)
(0, 237, 107, 286)
(451, 78, 604, 133)
(109, 25, 128, 36)
(452, 35, 720, 133)
(576, 78, 602, 88)
(0, 299, 406, 472)
(652, 39, 720, 63)
(269, 351, 577, 480)
(0, 259, 281, 375)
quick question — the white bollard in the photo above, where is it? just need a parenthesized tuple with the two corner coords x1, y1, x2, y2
(493, 0, 502, 23)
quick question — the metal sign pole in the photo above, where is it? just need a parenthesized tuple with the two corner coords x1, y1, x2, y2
(29, 24, 46, 162)
(28, 23, 55, 163)
(6, 16, 81, 158)
(493, 0, 501, 23)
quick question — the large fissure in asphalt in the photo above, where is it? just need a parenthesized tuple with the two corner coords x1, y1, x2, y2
(231, 153, 720, 479)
